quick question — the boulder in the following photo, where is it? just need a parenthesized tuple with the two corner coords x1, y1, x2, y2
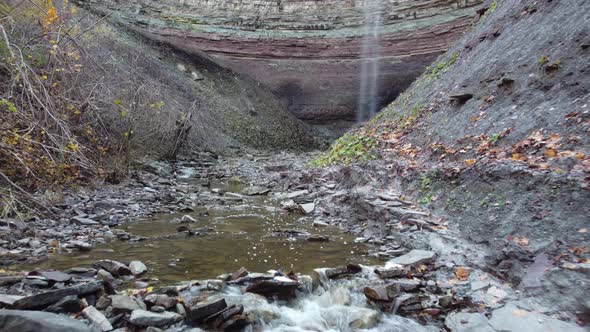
(128, 261, 147, 276)
(0, 309, 99, 332)
(129, 309, 183, 327)
(363, 284, 399, 302)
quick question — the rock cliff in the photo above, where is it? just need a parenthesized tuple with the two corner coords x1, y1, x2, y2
(74, 0, 483, 121)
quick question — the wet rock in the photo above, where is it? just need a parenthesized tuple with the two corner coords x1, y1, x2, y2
(374, 265, 406, 279)
(489, 303, 585, 332)
(0, 294, 24, 307)
(245, 277, 299, 300)
(218, 314, 249, 331)
(0, 309, 99, 332)
(347, 308, 380, 329)
(129, 309, 183, 327)
(93, 260, 131, 277)
(445, 312, 495, 332)
(204, 304, 244, 328)
(325, 264, 363, 279)
(272, 229, 310, 238)
(230, 267, 249, 281)
(280, 199, 299, 212)
(46, 295, 83, 313)
(13, 281, 103, 309)
(129, 261, 147, 276)
(22, 277, 49, 287)
(242, 186, 270, 196)
(286, 190, 309, 199)
(312, 220, 329, 227)
(110, 295, 146, 313)
(363, 285, 399, 302)
(83, 306, 113, 331)
(188, 298, 227, 323)
(144, 294, 177, 309)
(388, 250, 436, 267)
(307, 235, 329, 242)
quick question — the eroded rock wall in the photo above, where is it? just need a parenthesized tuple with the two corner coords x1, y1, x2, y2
(75, 0, 483, 121)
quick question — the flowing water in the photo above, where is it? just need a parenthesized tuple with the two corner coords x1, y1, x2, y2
(357, 0, 383, 122)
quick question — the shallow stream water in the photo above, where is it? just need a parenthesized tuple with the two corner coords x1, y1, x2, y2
(26, 180, 378, 284)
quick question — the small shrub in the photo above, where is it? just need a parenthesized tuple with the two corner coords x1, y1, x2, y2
(312, 133, 380, 167)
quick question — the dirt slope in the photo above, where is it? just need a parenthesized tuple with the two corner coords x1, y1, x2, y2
(315, 0, 590, 319)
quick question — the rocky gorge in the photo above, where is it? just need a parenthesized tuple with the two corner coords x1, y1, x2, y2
(1, 0, 589, 331)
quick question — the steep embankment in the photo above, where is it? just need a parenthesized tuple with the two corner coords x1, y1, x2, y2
(316, 0, 589, 317)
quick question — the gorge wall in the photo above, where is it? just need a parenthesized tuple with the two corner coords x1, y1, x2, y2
(75, 0, 484, 122)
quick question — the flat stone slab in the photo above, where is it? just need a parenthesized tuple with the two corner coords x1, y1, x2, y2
(387, 250, 436, 267)
(445, 312, 495, 332)
(489, 303, 585, 332)
(129, 309, 183, 327)
(13, 281, 103, 309)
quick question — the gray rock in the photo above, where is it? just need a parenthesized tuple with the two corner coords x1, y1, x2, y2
(230, 267, 249, 281)
(72, 241, 93, 251)
(388, 250, 436, 267)
(129, 261, 147, 276)
(129, 309, 182, 327)
(95, 296, 111, 310)
(363, 285, 398, 302)
(0, 309, 99, 332)
(489, 303, 585, 332)
(245, 277, 299, 300)
(445, 312, 495, 332)
(13, 281, 103, 309)
(110, 295, 146, 313)
(82, 306, 113, 331)
(325, 264, 363, 279)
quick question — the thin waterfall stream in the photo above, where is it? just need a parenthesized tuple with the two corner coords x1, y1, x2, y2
(358, 0, 383, 122)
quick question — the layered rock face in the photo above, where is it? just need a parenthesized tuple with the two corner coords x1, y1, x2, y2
(77, 0, 483, 121)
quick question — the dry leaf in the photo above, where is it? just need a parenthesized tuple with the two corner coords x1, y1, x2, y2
(455, 266, 470, 281)
(545, 148, 557, 158)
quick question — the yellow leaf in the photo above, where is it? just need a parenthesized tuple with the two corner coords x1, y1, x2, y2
(465, 159, 476, 166)
(576, 152, 585, 160)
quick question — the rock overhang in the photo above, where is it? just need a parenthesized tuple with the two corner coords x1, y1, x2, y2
(75, 0, 484, 122)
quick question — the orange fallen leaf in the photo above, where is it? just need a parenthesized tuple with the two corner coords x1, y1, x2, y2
(471, 116, 479, 123)
(465, 159, 476, 166)
(545, 148, 557, 158)
(576, 152, 585, 160)
(455, 266, 470, 281)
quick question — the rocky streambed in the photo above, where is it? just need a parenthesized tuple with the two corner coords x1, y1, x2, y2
(0, 152, 587, 331)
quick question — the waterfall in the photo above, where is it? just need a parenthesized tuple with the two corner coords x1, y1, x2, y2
(357, 0, 383, 123)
